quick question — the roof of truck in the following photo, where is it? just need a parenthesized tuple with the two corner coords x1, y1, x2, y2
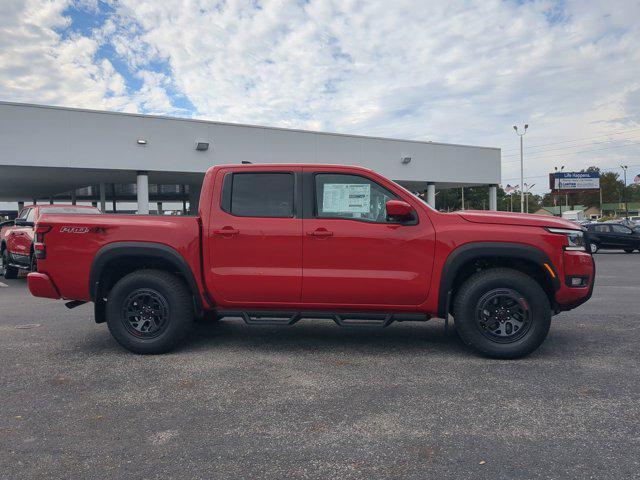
(207, 163, 375, 173)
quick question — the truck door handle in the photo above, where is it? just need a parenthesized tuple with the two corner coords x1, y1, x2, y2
(213, 227, 239, 236)
(307, 229, 333, 237)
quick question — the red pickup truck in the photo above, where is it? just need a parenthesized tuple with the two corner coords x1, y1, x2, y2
(27, 164, 594, 358)
(2, 204, 100, 279)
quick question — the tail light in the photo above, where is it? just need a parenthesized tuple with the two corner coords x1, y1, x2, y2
(34, 224, 51, 259)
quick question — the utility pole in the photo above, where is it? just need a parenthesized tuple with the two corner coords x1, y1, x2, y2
(599, 184, 603, 218)
(554, 166, 565, 214)
(620, 165, 628, 218)
(513, 124, 529, 213)
(524, 183, 535, 214)
(461, 186, 465, 210)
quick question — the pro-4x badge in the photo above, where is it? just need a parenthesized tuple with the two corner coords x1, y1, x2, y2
(60, 226, 90, 234)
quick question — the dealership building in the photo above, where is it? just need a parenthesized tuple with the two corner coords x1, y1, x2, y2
(0, 101, 501, 216)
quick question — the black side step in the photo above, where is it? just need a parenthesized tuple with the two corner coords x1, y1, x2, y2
(216, 310, 429, 328)
(220, 311, 301, 326)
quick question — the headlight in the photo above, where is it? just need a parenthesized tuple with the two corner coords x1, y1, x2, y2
(547, 228, 586, 251)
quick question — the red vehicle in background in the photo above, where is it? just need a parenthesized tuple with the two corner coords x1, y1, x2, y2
(1, 204, 100, 279)
(0, 220, 13, 243)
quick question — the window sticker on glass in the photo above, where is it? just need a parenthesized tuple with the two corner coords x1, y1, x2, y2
(322, 184, 371, 214)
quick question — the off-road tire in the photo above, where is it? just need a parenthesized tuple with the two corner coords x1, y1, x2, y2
(453, 268, 551, 359)
(2, 249, 18, 280)
(106, 269, 194, 354)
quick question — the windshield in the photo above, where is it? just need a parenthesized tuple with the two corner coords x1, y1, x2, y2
(389, 181, 435, 211)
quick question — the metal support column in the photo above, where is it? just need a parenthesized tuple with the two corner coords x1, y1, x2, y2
(136, 171, 149, 215)
(489, 185, 497, 211)
(111, 183, 117, 212)
(99, 182, 106, 213)
(427, 183, 436, 209)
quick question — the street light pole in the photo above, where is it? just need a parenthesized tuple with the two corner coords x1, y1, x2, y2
(523, 183, 536, 214)
(620, 165, 628, 218)
(513, 124, 529, 213)
(554, 166, 565, 213)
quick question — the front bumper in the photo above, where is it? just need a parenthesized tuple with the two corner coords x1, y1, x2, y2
(555, 250, 595, 311)
(27, 272, 61, 299)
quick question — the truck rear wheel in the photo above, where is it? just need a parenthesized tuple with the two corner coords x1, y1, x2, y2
(106, 269, 194, 354)
(453, 268, 551, 359)
(2, 249, 18, 280)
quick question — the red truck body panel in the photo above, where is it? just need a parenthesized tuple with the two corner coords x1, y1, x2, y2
(34, 214, 204, 302)
(27, 164, 594, 318)
(2, 204, 100, 265)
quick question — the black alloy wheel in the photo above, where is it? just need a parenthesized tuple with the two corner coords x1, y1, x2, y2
(120, 288, 170, 339)
(475, 288, 532, 343)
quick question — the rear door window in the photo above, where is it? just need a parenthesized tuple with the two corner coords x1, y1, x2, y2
(227, 173, 295, 217)
(611, 224, 632, 234)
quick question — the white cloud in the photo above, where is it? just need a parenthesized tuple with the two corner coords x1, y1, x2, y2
(0, 0, 140, 112)
(1, 0, 639, 189)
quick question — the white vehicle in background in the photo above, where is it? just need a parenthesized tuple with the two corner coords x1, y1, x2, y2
(561, 210, 585, 223)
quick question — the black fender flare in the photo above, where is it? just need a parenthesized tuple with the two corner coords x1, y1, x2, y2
(437, 242, 559, 318)
(89, 241, 204, 316)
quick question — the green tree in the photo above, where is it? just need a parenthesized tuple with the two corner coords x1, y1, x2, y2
(432, 186, 539, 212)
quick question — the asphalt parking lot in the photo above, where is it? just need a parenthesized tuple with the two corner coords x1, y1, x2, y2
(1, 253, 639, 479)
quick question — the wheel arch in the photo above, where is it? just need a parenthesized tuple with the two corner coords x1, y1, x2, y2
(89, 242, 204, 322)
(438, 242, 560, 318)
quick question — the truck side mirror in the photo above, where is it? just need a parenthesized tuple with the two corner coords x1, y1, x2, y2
(15, 218, 34, 228)
(386, 200, 415, 223)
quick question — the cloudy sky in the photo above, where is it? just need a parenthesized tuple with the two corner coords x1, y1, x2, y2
(1, 0, 639, 192)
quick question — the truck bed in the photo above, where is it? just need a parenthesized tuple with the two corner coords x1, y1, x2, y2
(36, 213, 202, 301)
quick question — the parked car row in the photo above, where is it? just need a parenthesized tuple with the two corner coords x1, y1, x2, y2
(585, 222, 640, 253)
(1, 204, 100, 279)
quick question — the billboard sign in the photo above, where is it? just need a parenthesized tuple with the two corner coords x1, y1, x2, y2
(549, 172, 600, 192)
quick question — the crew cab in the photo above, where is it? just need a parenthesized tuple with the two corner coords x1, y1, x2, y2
(2, 204, 100, 279)
(27, 165, 595, 358)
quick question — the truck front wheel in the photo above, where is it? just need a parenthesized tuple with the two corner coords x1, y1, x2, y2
(106, 269, 194, 354)
(453, 268, 551, 359)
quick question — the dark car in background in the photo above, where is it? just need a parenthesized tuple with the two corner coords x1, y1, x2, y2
(586, 223, 640, 253)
